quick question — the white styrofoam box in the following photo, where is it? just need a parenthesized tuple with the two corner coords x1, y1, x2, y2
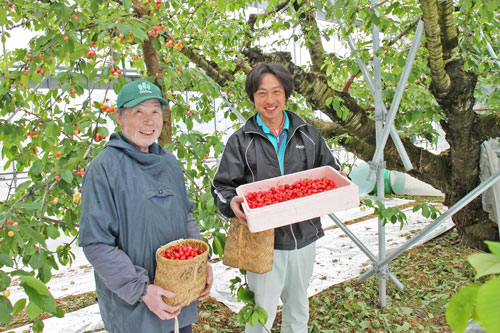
(236, 166, 359, 232)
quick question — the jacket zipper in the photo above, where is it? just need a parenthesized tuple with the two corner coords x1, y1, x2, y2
(246, 124, 307, 250)
(282, 124, 306, 249)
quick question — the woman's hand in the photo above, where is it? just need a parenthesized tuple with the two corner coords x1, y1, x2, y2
(230, 196, 247, 225)
(198, 263, 213, 301)
(142, 284, 181, 320)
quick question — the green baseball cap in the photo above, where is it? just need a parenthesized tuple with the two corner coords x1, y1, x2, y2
(116, 80, 168, 109)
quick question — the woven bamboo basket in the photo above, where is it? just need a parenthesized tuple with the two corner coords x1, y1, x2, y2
(223, 218, 274, 274)
(154, 238, 209, 307)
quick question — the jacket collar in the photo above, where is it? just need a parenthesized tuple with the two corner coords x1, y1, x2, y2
(244, 110, 306, 134)
(105, 132, 165, 174)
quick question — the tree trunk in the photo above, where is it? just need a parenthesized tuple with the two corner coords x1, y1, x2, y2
(438, 60, 498, 248)
(142, 36, 172, 145)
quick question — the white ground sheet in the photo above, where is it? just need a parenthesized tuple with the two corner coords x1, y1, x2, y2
(4, 199, 453, 333)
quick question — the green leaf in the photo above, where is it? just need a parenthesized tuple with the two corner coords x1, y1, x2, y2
(13, 298, 27, 315)
(446, 284, 480, 333)
(20, 225, 45, 243)
(468, 253, 500, 278)
(38, 263, 52, 283)
(17, 201, 40, 211)
(116, 23, 130, 35)
(215, 0, 226, 12)
(29, 253, 45, 270)
(31, 161, 44, 176)
(422, 204, 429, 217)
(476, 278, 500, 333)
(152, 37, 162, 51)
(485, 241, 500, 259)
(212, 233, 225, 257)
(26, 301, 42, 319)
(249, 310, 259, 326)
(0, 254, 13, 268)
(32, 318, 45, 331)
(0, 7, 6, 25)
(243, 306, 253, 322)
(237, 286, 254, 303)
(20, 276, 51, 296)
(47, 225, 60, 239)
(0, 271, 11, 290)
(257, 306, 268, 325)
(0, 296, 13, 324)
(90, 0, 99, 15)
(237, 305, 251, 324)
(23, 284, 57, 314)
(52, 306, 64, 318)
(128, 26, 149, 41)
(97, 126, 109, 137)
(123, 0, 131, 12)
(45, 120, 61, 137)
(61, 169, 73, 183)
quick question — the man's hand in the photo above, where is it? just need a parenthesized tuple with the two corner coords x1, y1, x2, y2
(198, 263, 213, 301)
(142, 284, 181, 320)
(230, 196, 247, 225)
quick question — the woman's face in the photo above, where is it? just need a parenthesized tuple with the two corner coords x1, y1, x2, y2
(252, 73, 287, 126)
(116, 99, 163, 152)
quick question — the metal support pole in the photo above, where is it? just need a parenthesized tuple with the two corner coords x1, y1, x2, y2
(329, 214, 379, 263)
(480, 29, 500, 70)
(12, 161, 17, 189)
(371, 1, 388, 306)
(219, 92, 246, 123)
(335, 18, 413, 172)
(370, 20, 424, 170)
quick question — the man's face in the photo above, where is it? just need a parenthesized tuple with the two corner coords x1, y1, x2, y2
(252, 73, 287, 126)
(116, 99, 163, 152)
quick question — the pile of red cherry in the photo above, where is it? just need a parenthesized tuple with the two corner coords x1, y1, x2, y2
(159, 244, 204, 260)
(245, 177, 337, 209)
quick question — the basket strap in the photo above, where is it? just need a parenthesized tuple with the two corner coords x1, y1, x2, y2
(174, 316, 179, 333)
(237, 222, 243, 266)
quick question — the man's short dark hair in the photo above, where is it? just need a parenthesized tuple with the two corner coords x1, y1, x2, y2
(245, 63, 295, 103)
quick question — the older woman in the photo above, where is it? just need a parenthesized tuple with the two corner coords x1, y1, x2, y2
(79, 80, 213, 333)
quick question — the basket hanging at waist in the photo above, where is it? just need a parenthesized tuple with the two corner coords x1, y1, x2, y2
(223, 218, 274, 274)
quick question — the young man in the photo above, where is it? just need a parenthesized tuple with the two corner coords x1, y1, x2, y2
(211, 63, 341, 332)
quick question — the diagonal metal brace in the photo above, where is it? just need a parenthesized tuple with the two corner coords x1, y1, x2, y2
(328, 213, 404, 290)
(359, 169, 500, 281)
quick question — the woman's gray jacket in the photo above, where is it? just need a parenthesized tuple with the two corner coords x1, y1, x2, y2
(79, 133, 200, 332)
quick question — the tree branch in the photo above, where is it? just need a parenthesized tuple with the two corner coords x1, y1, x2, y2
(436, 0, 458, 61)
(386, 16, 422, 48)
(248, 1, 289, 30)
(292, 0, 325, 73)
(420, 0, 451, 98)
(343, 69, 361, 93)
(179, 46, 235, 86)
(245, 1, 289, 51)
(241, 47, 451, 192)
(477, 113, 500, 140)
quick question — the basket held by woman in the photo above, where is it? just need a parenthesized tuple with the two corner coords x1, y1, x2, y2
(154, 238, 209, 307)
